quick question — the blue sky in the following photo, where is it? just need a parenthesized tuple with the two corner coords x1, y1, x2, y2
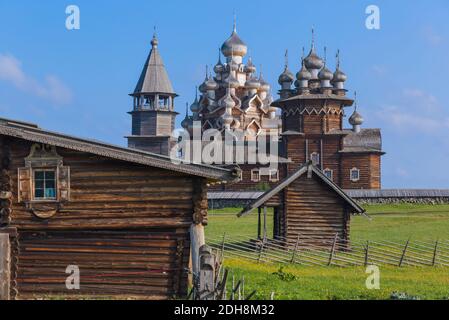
(0, 0, 448, 188)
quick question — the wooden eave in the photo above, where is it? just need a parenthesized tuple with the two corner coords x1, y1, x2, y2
(0, 119, 237, 182)
(238, 161, 366, 217)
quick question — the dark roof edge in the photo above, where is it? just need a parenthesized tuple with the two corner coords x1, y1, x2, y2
(238, 161, 365, 217)
(0, 121, 236, 182)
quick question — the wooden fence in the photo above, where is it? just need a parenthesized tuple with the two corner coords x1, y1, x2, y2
(208, 233, 449, 267)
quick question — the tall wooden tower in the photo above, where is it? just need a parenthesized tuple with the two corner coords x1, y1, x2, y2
(126, 32, 178, 155)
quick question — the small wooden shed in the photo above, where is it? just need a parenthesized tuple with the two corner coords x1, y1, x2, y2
(0, 118, 236, 299)
(238, 161, 365, 245)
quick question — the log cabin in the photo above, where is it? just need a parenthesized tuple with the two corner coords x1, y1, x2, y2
(238, 161, 365, 246)
(0, 117, 237, 299)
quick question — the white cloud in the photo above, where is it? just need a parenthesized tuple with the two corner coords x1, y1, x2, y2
(376, 88, 449, 135)
(0, 53, 72, 106)
(378, 106, 446, 134)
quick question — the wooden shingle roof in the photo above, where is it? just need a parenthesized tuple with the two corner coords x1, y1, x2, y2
(132, 35, 176, 96)
(238, 161, 365, 217)
(0, 118, 237, 182)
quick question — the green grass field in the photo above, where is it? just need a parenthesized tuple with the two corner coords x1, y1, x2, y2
(207, 204, 449, 300)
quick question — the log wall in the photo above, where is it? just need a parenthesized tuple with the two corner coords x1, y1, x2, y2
(4, 138, 201, 299)
(283, 173, 349, 245)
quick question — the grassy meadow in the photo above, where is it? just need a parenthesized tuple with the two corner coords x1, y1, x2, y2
(206, 204, 449, 300)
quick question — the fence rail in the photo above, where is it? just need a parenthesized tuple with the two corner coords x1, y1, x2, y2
(208, 233, 449, 268)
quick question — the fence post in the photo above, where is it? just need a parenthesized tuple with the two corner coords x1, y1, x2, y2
(399, 239, 410, 267)
(328, 233, 338, 266)
(364, 241, 370, 266)
(0, 233, 10, 300)
(198, 245, 216, 300)
(257, 239, 265, 264)
(432, 240, 439, 266)
(291, 234, 300, 264)
(220, 233, 226, 260)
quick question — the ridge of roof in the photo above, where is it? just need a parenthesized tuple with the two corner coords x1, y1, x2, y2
(0, 118, 237, 182)
(238, 161, 365, 217)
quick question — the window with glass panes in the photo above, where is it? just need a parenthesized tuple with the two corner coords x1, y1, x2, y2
(323, 168, 333, 181)
(34, 170, 56, 200)
(350, 168, 360, 182)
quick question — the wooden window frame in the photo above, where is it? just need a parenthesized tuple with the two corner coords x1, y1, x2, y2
(32, 168, 58, 202)
(323, 168, 333, 181)
(269, 169, 279, 182)
(350, 167, 360, 182)
(310, 152, 320, 166)
(251, 169, 260, 182)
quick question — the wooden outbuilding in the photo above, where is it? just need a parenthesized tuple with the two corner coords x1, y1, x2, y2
(238, 161, 365, 246)
(0, 117, 236, 299)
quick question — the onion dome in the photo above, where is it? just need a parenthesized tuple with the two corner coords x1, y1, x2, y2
(333, 69, 347, 83)
(296, 59, 312, 81)
(304, 29, 324, 70)
(304, 47, 324, 70)
(221, 25, 248, 57)
(245, 57, 256, 74)
(224, 74, 240, 89)
(214, 49, 224, 74)
(278, 67, 294, 85)
(220, 92, 236, 109)
(190, 88, 200, 113)
(181, 103, 190, 129)
(205, 75, 219, 91)
(245, 76, 261, 90)
(332, 50, 347, 83)
(199, 76, 208, 93)
(258, 73, 270, 92)
(349, 109, 364, 126)
(318, 65, 333, 81)
(199, 66, 211, 93)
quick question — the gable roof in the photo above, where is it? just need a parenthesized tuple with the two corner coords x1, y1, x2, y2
(238, 161, 365, 217)
(0, 118, 237, 182)
(133, 35, 176, 95)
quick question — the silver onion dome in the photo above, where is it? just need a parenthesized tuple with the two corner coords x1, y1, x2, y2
(214, 49, 224, 74)
(181, 103, 191, 129)
(296, 60, 312, 81)
(245, 76, 261, 90)
(221, 29, 248, 57)
(278, 67, 295, 85)
(332, 50, 347, 83)
(332, 69, 347, 83)
(220, 92, 236, 109)
(205, 76, 219, 91)
(349, 110, 364, 126)
(190, 93, 200, 113)
(304, 47, 324, 70)
(199, 76, 208, 93)
(318, 65, 333, 81)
